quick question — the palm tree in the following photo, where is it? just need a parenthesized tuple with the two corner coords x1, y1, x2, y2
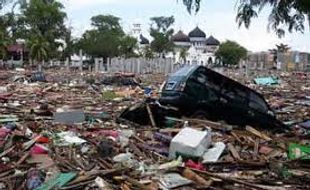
(268, 48, 278, 64)
(179, 48, 188, 64)
(276, 43, 290, 53)
(28, 35, 49, 68)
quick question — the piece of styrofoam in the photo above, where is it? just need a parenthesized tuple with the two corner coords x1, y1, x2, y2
(169, 127, 211, 159)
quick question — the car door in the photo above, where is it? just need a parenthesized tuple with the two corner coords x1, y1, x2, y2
(219, 82, 249, 125)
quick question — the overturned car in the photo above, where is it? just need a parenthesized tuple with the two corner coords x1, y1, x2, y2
(119, 65, 285, 129)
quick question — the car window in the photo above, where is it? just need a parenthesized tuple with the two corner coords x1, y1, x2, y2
(220, 81, 249, 104)
(172, 65, 197, 77)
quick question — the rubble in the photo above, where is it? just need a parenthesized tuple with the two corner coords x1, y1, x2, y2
(0, 68, 308, 189)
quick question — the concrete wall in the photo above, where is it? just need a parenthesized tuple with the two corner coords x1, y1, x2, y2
(106, 57, 178, 74)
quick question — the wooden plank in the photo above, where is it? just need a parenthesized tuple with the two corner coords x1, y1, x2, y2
(227, 143, 241, 160)
(246, 126, 272, 141)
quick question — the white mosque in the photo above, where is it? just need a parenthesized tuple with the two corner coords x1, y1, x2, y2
(169, 27, 221, 65)
(130, 21, 220, 65)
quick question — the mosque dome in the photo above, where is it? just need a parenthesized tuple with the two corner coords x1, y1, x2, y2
(206, 35, 220, 46)
(188, 27, 206, 38)
(171, 30, 190, 42)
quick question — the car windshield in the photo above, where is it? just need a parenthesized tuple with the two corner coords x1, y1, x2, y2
(171, 65, 197, 78)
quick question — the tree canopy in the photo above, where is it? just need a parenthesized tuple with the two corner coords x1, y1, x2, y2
(21, 0, 67, 41)
(182, 0, 310, 37)
(0, 0, 68, 63)
(215, 40, 247, 65)
(150, 16, 175, 56)
(91, 14, 124, 34)
(78, 14, 137, 60)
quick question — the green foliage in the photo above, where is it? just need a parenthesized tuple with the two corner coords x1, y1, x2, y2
(102, 90, 118, 101)
(150, 16, 175, 55)
(215, 40, 247, 65)
(1, 13, 20, 40)
(21, 0, 66, 37)
(181, 0, 201, 14)
(142, 46, 154, 59)
(20, 0, 67, 59)
(179, 48, 188, 63)
(182, 0, 310, 37)
(0, 31, 9, 59)
(79, 14, 137, 59)
(150, 16, 175, 33)
(27, 34, 49, 62)
(0, 15, 10, 59)
(275, 43, 290, 53)
(91, 14, 124, 35)
(79, 29, 122, 59)
(237, 0, 310, 37)
(119, 35, 138, 58)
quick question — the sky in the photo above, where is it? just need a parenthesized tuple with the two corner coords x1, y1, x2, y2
(59, 0, 310, 52)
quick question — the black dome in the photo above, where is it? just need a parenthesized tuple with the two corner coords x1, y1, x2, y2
(206, 35, 220, 45)
(139, 34, 149, 45)
(188, 27, 206, 38)
(171, 30, 190, 42)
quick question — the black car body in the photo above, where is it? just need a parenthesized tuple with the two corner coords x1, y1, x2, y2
(159, 65, 284, 128)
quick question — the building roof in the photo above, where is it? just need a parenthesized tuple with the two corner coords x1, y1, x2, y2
(139, 34, 149, 45)
(7, 44, 26, 52)
(188, 27, 206, 38)
(171, 30, 190, 42)
(206, 35, 220, 46)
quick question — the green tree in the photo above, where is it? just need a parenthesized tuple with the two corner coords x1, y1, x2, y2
(27, 34, 49, 65)
(215, 40, 247, 66)
(1, 14, 30, 44)
(20, 0, 67, 59)
(91, 14, 124, 34)
(79, 15, 125, 60)
(142, 46, 154, 59)
(0, 31, 9, 59)
(119, 35, 138, 58)
(0, 13, 11, 60)
(268, 43, 290, 65)
(275, 43, 290, 53)
(182, 0, 310, 37)
(150, 16, 175, 57)
(179, 48, 188, 63)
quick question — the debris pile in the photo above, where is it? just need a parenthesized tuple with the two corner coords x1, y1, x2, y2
(0, 68, 309, 190)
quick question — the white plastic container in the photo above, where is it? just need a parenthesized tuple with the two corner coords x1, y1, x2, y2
(169, 127, 211, 159)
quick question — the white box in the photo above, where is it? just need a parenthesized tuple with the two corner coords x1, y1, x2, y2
(169, 127, 211, 159)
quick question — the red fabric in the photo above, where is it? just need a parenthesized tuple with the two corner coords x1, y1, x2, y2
(36, 136, 49, 143)
(185, 160, 206, 171)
